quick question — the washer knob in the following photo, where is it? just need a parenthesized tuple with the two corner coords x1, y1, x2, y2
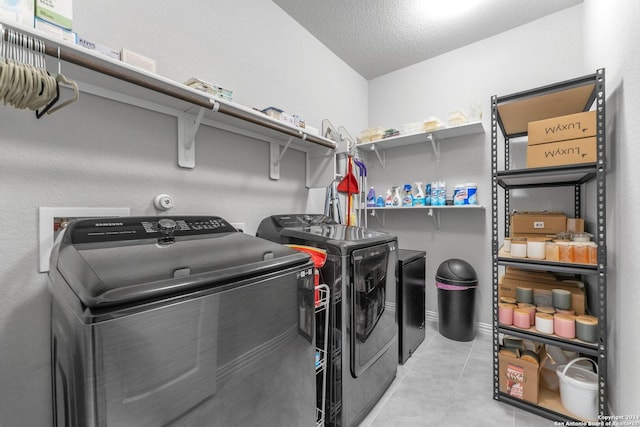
(157, 218, 177, 234)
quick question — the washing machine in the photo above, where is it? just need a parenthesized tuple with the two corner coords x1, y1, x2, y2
(257, 214, 398, 427)
(49, 215, 316, 427)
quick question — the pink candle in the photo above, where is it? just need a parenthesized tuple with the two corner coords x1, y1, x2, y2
(513, 309, 531, 329)
(499, 303, 516, 326)
(554, 313, 576, 339)
(518, 303, 536, 324)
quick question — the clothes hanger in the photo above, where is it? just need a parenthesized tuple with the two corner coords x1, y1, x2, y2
(44, 72, 78, 115)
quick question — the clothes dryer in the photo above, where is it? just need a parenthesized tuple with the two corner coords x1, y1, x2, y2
(257, 214, 398, 427)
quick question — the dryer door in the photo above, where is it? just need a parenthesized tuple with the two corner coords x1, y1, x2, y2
(350, 242, 397, 377)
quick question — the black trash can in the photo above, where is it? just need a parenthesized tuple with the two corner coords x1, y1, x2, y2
(436, 259, 478, 342)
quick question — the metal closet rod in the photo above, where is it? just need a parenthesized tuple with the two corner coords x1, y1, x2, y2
(1, 22, 336, 149)
(218, 104, 337, 149)
(0, 23, 212, 108)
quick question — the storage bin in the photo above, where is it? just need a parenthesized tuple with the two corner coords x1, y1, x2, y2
(556, 357, 599, 421)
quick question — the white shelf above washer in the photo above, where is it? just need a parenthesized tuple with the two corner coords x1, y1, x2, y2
(1, 20, 337, 187)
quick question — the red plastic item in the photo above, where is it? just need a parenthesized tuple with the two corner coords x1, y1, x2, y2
(286, 244, 327, 305)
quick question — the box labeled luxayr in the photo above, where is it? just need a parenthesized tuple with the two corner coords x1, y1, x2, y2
(36, 0, 72, 30)
(528, 111, 596, 145)
(526, 137, 597, 168)
(511, 212, 566, 236)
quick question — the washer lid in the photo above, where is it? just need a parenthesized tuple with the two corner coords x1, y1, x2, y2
(51, 216, 310, 307)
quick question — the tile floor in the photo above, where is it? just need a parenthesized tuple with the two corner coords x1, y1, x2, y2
(359, 320, 557, 427)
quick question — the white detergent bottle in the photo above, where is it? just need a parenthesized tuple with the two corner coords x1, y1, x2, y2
(385, 189, 393, 207)
(392, 186, 402, 207)
(413, 182, 426, 206)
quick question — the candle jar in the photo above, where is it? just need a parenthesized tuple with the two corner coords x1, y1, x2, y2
(573, 243, 589, 264)
(510, 237, 527, 258)
(588, 242, 598, 264)
(527, 237, 546, 260)
(558, 241, 574, 263)
(545, 241, 560, 261)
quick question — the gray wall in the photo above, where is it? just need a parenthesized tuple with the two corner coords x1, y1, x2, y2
(583, 0, 640, 416)
(0, 1, 367, 425)
(366, 7, 584, 325)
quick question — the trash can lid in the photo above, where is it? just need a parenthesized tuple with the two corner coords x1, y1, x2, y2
(436, 258, 478, 286)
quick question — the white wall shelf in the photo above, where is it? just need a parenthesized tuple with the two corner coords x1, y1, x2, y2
(357, 121, 484, 166)
(366, 205, 484, 229)
(1, 21, 337, 187)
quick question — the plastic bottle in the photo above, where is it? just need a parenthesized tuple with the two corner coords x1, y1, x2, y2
(366, 187, 376, 207)
(376, 195, 385, 207)
(413, 182, 426, 206)
(465, 183, 478, 205)
(431, 182, 438, 206)
(392, 187, 402, 207)
(453, 184, 466, 205)
(402, 184, 413, 206)
(385, 189, 393, 207)
(439, 181, 447, 206)
(425, 183, 431, 206)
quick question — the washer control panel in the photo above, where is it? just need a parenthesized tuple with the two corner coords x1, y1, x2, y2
(66, 216, 237, 244)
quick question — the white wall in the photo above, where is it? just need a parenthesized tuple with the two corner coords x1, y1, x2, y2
(583, 0, 640, 416)
(366, 6, 585, 324)
(0, 1, 367, 426)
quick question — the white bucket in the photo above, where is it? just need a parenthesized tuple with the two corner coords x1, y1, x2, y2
(556, 357, 598, 421)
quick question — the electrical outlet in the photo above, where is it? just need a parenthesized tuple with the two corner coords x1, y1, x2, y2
(230, 222, 247, 233)
(39, 207, 130, 273)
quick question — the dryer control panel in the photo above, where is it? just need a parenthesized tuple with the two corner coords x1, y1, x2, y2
(65, 216, 237, 244)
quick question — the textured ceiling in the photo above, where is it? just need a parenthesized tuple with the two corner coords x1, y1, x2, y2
(273, 0, 583, 80)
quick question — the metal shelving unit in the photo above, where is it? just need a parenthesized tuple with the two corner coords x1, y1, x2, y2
(491, 69, 607, 422)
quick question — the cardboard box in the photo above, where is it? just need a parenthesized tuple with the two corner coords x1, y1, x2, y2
(499, 347, 545, 404)
(36, 0, 72, 30)
(566, 218, 585, 233)
(511, 212, 567, 236)
(77, 37, 120, 60)
(526, 137, 597, 168)
(120, 48, 157, 73)
(499, 275, 585, 315)
(528, 111, 596, 145)
(35, 18, 76, 43)
(0, 0, 34, 27)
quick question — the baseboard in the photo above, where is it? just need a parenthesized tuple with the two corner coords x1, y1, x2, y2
(426, 310, 493, 336)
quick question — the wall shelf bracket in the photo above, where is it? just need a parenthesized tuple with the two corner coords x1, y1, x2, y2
(368, 145, 386, 168)
(427, 208, 441, 229)
(368, 209, 385, 227)
(178, 106, 210, 168)
(427, 133, 441, 162)
(270, 136, 295, 180)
